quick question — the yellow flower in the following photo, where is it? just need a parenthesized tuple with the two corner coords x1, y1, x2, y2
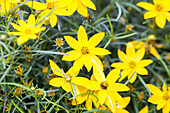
(62, 25, 111, 72)
(111, 44, 153, 83)
(26, 0, 69, 27)
(92, 67, 129, 112)
(66, 0, 96, 17)
(8, 14, 46, 45)
(128, 39, 161, 60)
(22, 78, 33, 91)
(98, 97, 131, 113)
(15, 66, 23, 76)
(137, 0, 170, 28)
(49, 59, 100, 99)
(147, 83, 170, 113)
(139, 106, 148, 113)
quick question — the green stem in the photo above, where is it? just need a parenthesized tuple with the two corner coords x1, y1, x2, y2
(138, 76, 151, 96)
(159, 57, 170, 77)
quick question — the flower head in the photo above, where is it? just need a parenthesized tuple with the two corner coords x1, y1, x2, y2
(147, 83, 170, 113)
(8, 14, 46, 45)
(111, 43, 153, 83)
(62, 25, 111, 72)
(137, 0, 170, 28)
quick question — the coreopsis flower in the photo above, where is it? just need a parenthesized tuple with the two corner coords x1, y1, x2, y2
(139, 106, 148, 113)
(147, 83, 170, 113)
(8, 14, 46, 45)
(15, 66, 23, 76)
(0, 1, 12, 16)
(26, 0, 69, 27)
(137, 0, 170, 28)
(92, 67, 129, 112)
(111, 43, 153, 83)
(62, 25, 111, 72)
(99, 97, 131, 113)
(49, 59, 100, 99)
(66, 0, 96, 17)
(128, 35, 161, 60)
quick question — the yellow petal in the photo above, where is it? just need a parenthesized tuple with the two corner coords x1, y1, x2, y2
(119, 68, 131, 82)
(144, 10, 158, 19)
(111, 62, 128, 69)
(136, 68, 148, 75)
(139, 106, 148, 113)
(87, 32, 105, 49)
(126, 43, 135, 60)
(64, 36, 81, 50)
(17, 35, 29, 45)
(93, 65, 105, 82)
(91, 54, 103, 69)
(77, 25, 88, 45)
(105, 91, 116, 113)
(73, 56, 84, 72)
(135, 47, 145, 62)
(49, 77, 65, 87)
(129, 71, 137, 83)
(98, 90, 107, 105)
(155, 13, 166, 28)
(83, 54, 92, 72)
(26, 1, 46, 10)
(49, 59, 64, 77)
(137, 59, 153, 67)
(148, 95, 163, 104)
(67, 0, 77, 15)
(118, 49, 128, 63)
(136, 2, 154, 10)
(108, 90, 124, 105)
(10, 22, 22, 31)
(162, 83, 167, 93)
(108, 83, 129, 92)
(122, 97, 131, 108)
(162, 101, 170, 113)
(8, 32, 22, 36)
(106, 69, 120, 84)
(77, 0, 88, 17)
(116, 109, 129, 113)
(62, 50, 82, 61)
(27, 34, 37, 39)
(157, 100, 166, 110)
(153, 0, 160, 4)
(49, 14, 57, 28)
(19, 20, 27, 28)
(90, 47, 111, 55)
(62, 82, 72, 92)
(27, 14, 35, 25)
(147, 84, 164, 96)
(149, 46, 160, 60)
(81, 0, 96, 10)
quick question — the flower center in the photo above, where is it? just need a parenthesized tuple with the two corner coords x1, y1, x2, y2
(155, 4, 163, 11)
(129, 61, 136, 69)
(163, 93, 169, 100)
(25, 29, 31, 34)
(100, 81, 109, 90)
(46, 2, 55, 10)
(56, 38, 63, 47)
(81, 46, 89, 54)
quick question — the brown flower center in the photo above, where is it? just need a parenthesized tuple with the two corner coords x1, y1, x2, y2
(129, 61, 136, 69)
(100, 81, 109, 90)
(155, 4, 163, 11)
(46, 2, 55, 10)
(81, 46, 89, 54)
(163, 93, 169, 100)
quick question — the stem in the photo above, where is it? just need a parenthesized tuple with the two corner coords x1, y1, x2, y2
(159, 57, 170, 77)
(138, 76, 151, 96)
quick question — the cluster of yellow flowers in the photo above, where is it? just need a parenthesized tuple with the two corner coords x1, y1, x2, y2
(2, 0, 169, 113)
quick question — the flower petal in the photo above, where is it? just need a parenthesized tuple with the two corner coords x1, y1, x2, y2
(106, 69, 120, 84)
(139, 106, 148, 113)
(18, 20, 27, 28)
(136, 68, 148, 75)
(144, 10, 158, 19)
(155, 13, 166, 28)
(81, 0, 96, 10)
(149, 46, 160, 60)
(147, 84, 164, 96)
(64, 36, 81, 50)
(137, 59, 153, 67)
(87, 32, 105, 49)
(10, 22, 22, 31)
(77, 0, 88, 17)
(111, 62, 128, 69)
(157, 100, 166, 110)
(162, 83, 167, 93)
(49, 14, 57, 28)
(27, 14, 35, 26)
(73, 56, 84, 72)
(49, 59, 64, 77)
(90, 47, 111, 55)
(98, 90, 107, 105)
(148, 95, 163, 104)
(106, 91, 116, 113)
(62, 50, 82, 61)
(8, 32, 22, 36)
(118, 49, 128, 63)
(108, 83, 129, 92)
(135, 47, 145, 62)
(129, 71, 137, 83)
(162, 101, 170, 113)
(83, 54, 92, 72)
(119, 68, 131, 82)
(126, 43, 135, 60)
(17, 35, 29, 45)
(77, 25, 88, 45)
(26, 1, 46, 10)
(136, 2, 154, 10)
(49, 77, 65, 87)
(93, 65, 105, 82)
